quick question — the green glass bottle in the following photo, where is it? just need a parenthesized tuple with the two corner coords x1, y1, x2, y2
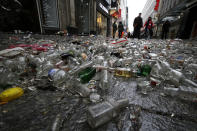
(137, 65, 152, 77)
(78, 67, 96, 84)
(142, 65, 152, 76)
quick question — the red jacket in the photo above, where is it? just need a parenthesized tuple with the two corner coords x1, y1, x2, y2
(144, 20, 154, 29)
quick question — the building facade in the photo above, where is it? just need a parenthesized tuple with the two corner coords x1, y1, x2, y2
(75, 0, 97, 35)
(37, 0, 78, 34)
(38, 0, 98, 35)
(141, 0, 161, 37)
(141, 0, 197, 39)
(109, 0, 119, 37)
(44, 0, 78, 33)
(157, 0, 197, 39)
(141, 0, 156, 24)
(96, 0, 111, 36)
(126, 7, 128, 30)
(0, 0, 41, 32)
(119, 0, 128, 30)
(109, 0, 128, 37)
(0, 0, 129, 37)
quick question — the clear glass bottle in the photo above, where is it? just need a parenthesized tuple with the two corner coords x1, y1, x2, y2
(72, 81, 91, 97)
(114, 68, 132, 78)
(87, 98, 129, 128)
(48, 69, 67, 88)
(37, 61, 54, 78)
(183, 64, 197, 83)
(100, 61, 110, 90)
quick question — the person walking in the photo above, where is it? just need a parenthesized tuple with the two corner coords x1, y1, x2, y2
(161, 20, 171, 39)
(118, 21, 124, 38)
(112, 21, 117, 39)
(133, 13, 143, 39)
(127, 32, 131, 38)
(144, 17, 154, 39)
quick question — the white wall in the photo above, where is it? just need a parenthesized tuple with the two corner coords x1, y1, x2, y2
(120, 0, 127, 27)
(141, 0, 156, 24)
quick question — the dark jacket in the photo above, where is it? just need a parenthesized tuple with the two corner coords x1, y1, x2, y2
(162, 21, 171, 32)
(144, 20, 153, 29)
(133, 16, 143, 28)
(118, 23, 124, 32)
(113, 22, 117, 32)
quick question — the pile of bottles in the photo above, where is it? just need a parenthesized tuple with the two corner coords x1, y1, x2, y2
(0, 35, 197, 128)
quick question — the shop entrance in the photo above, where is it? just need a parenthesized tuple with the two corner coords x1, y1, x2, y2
(0, 0, 40, 32)
(96, 11, 107, 36)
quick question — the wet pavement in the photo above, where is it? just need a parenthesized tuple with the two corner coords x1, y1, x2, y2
(0, 34, 197, 131)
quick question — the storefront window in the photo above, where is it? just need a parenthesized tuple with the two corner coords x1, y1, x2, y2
(96, 11, 107, 36)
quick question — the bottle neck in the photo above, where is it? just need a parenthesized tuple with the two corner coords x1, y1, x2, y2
(182, 78, 197, 88)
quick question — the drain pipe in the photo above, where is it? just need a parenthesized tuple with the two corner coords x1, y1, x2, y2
(36, 0, 43, 34)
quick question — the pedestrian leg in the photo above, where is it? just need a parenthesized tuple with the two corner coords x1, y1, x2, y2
(118, 31, 121, 38)
(161, 31, 164, 39)
(165, 32, 168, 39)
(145, 28, 148, 39)
(137, 28, 140, 39)
(149, 29, 153, 39)
(133, 28, 136, 38)
(146, 29, 150, 39)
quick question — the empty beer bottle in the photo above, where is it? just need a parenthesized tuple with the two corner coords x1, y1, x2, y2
(137, 64, 152, 77)
(115, 68, 132, 78)
(78, 67, 96, 84)
(87, 98, 129, 128)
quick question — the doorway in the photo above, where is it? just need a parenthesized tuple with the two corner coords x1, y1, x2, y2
(0, 0, 40, 32)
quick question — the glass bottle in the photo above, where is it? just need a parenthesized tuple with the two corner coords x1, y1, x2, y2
(87, 98, 129, 128)
(78, 67, 96, 84)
